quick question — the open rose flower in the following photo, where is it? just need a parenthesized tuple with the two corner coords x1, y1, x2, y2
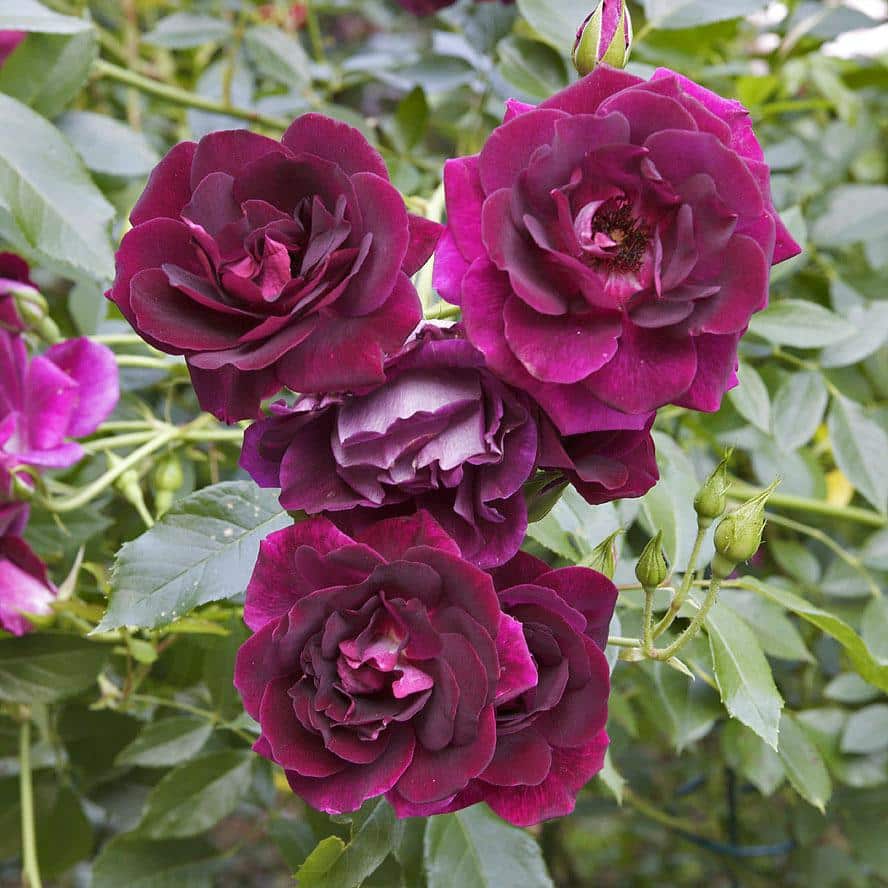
(234, 511, 535, 815)
(434, 67, 802, 435)
(240, 325, 537, 568)
(388, 551, 615, 826)
(0, 252, 36, 334)
(538, 411, 658, 505)
(0, 330, 119, 471)
(108, 115, 441, 423)
(0, 535, 55, 636)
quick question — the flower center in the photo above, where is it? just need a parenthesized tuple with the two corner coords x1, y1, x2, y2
(575, 199, 649, 273)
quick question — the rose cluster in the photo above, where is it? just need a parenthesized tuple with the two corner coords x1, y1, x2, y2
(112, 65, 799, 824)
(0, 256, 119, 636)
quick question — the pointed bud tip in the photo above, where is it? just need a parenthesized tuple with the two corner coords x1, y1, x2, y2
(636, 529, 668, 588)
(572, 0, 633, 77)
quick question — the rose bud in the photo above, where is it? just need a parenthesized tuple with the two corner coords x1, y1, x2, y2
(434, 68, 802, 435)
(108, 115, 441, 423)
(241, 325, 538, 569)
(0, 535, 55, 636)
(635, 530, 668, 589)
(234, 511, 533, 816)
(573, 0, 633, 77)
(387, 550, 616, 826)
(0, 330, 119, 471)
(0, 252, 37, 333)
(712, 479, 780, 578)
(694, 450, 732, 527)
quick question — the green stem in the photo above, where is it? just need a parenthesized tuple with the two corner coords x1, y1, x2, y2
(114, 354, 180, 370)
(92, 59, 290, 130)
(654, 578, 722, 661)
(129, 695, 254, 744)
(728, 480, 886, 529)
(19, 719, 42, 888)
(83, 431, 157, 453)
(642, 586, 655, 655)
(425, 303, 461, 321)
(90, 333, 154, 346)
(305, 0, 327, 64)
(653, 525, 707, 639)
(608, 635, 642, 648)
(622, 787, 716, 837)
(755, 98, 834, 119)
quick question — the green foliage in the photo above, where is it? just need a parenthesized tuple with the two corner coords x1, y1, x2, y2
(0, 0, 885, 885)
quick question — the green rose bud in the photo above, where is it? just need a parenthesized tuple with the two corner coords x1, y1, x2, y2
(636, 530, 668, 589)
(712, 480, 780, 578)
(154, 456, 185, 517)
(572, 0, 633, 77)
(694, 450, 733, 527)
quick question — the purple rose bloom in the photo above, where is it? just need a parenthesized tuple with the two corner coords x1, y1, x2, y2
(388, 550, 614, 826)
(0, 330, 119, 471)
(235, 511, 534, 815)
(0, 535, 55, 636)
(108, 115, 441, 423)
(397, 0, 511, 14)
(0, 252, 36, 334)
(538, 411, 658, 505)
(434, 67, 802, 435)
(0, 31, 24, 67)
(241, 325, 538, 568)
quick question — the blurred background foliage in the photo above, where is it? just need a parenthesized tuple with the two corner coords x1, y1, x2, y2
(0, 0, 886, 885)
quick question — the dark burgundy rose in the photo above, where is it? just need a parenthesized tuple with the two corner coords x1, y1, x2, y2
(397, 0, 512, 14)
(234, 512, 534, 815)
(108, 115, 441, 422)
(538, 411, 658, 505)
(388, 550, 615, 826)
(240, 325, 538, 568)
(0, 252, 36, 333)
(434, 67, 802, 435)
(0, 535, 55, 637)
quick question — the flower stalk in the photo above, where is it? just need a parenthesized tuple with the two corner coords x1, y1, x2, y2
(19, 715, 42, 888)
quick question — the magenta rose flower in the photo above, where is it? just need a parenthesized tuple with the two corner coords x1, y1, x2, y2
(388, 550, 615, 826)
(0, 330, 119, 470)
(0, 252, 36, 334)
(241, 324, 538, 568)
(234, 511, 536, 815)
(0, 31, 24, 67)
(434, 67, 802, 434)
(0, 535, 55, 636)
(538, 411, 658, 505)
(108, 115, 441, 423)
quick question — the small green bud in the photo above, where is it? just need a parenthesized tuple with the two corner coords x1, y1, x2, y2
(712, 480, 780, 577)
(12, 285, 62, 344)
(154, 456, 184, 517)
(635, 530, 668, 589)
(694, 450, 733, 526)
(572, 0, 633, 77)
(587, 529, 622, 579)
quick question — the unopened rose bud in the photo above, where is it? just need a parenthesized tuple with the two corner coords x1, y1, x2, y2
(635, 530, 668, 589)
(712, 480, 780, 578)
(572, 0, 633, 77)
(694, 451, 732, 527)
(154, 456, 185, 516)
(588, 529, 621, 579)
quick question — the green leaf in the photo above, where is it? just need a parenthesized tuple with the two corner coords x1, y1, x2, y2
(748, 300, 857, 349)
(144, 13, 232, 49)
(35, 784, 94, 878)
(769, 539, 821, 587)
(821, 304, 888, 369)
(721, 721, 785, 796)
(92, 835, 222, 888)
(824, 673, 881, 705)
(424, 804, 554, 888)
(244, 25, 310, 89)
(115, 717, 213, 768)
(0, 92, 115, 282)
(648, 661, 721, 752)
(643, 0, 766, 29)
(0, 28, 97, 118)
(496, 36, 567, 101)
(841, 704, 888, 755)
(393, 86, 430, 152)
(58, 111, 159, 178)
(771, 371, 828, 451)
(526, 487, 620, 562)
(297, 838, 348, 884)
(138, 750, 254, 839)
(598, 750, 627, 804)
(705, 599, 784, 749)
(729, 362, 771, 433)
(862, 595, 888, 664)
(778, 712, 832, 812)
(721, 588, 814, 662)
(0, 635, 106, 703)
(812, 185, 888, 248)
(0, 0, 91, 33)
(828, 394, 888, 512)
(267, 817, 317, 871)
(515, 0, 592, 51)
(297, 799, 397, 888)
(746, 579, 888, 693)
(98, 482, 291, 632)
